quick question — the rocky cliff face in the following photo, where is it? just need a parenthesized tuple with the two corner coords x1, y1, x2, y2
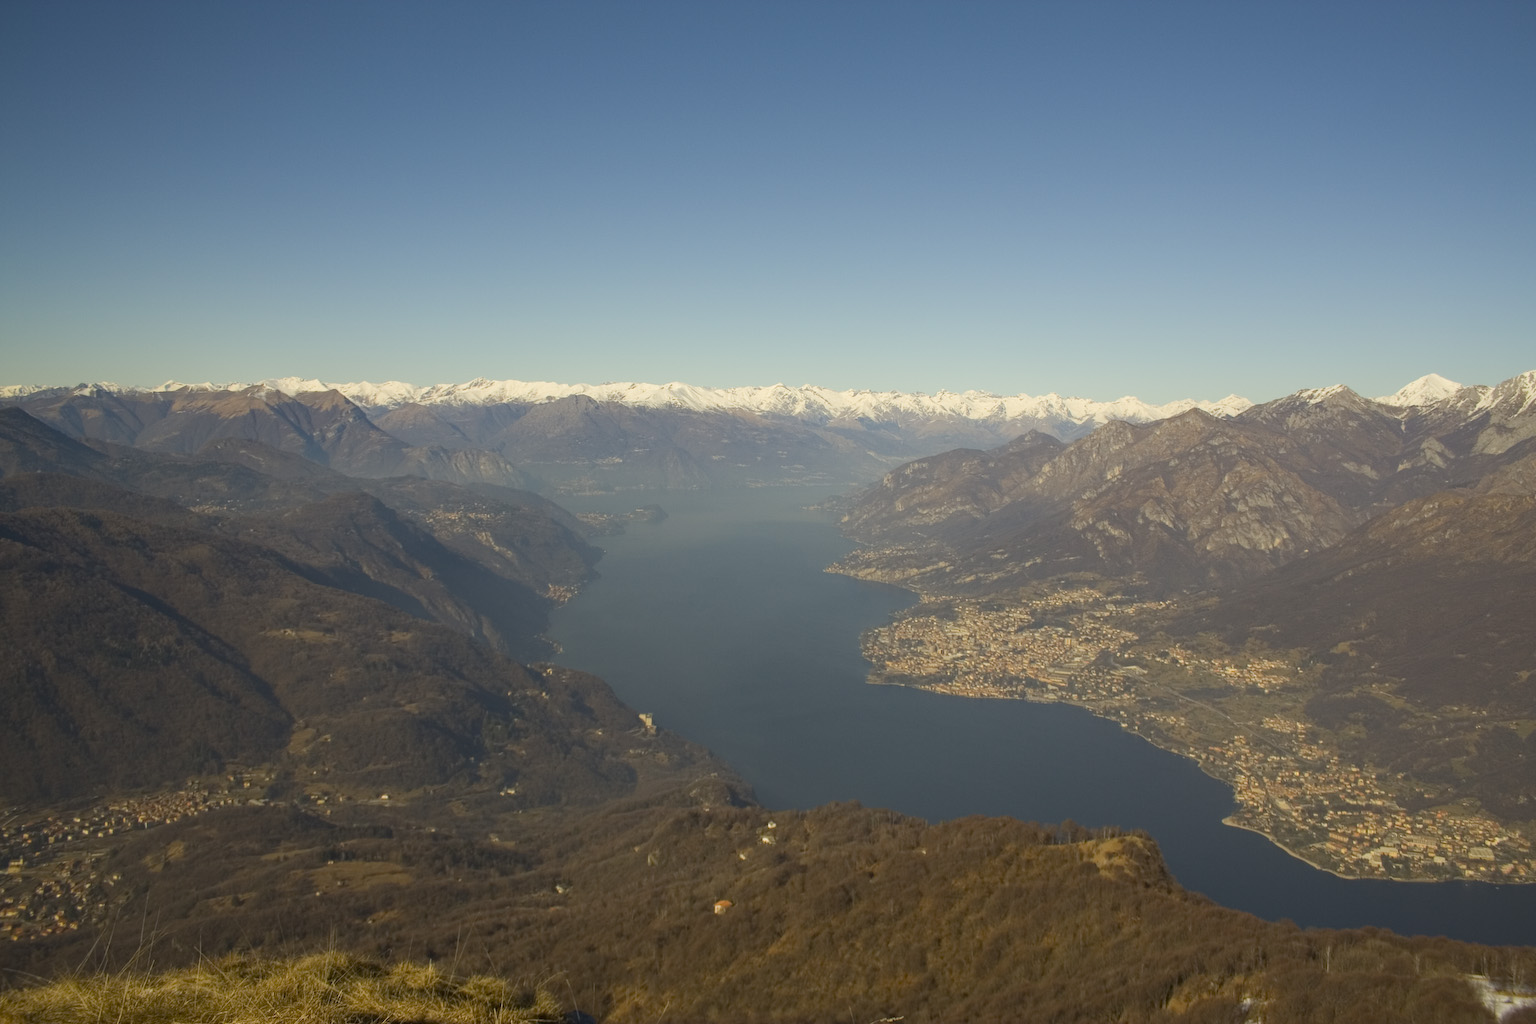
(0, 409, 599, 660)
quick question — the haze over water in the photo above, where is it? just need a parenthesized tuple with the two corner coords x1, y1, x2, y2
(549, 488, 1536, 947)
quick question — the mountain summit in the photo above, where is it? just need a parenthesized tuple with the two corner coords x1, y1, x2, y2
(1374, 373, 1465, 407)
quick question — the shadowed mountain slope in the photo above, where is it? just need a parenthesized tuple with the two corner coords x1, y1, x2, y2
(0, 501, 706, 806)
(0, 411, 598, 657)
(4, 386, 530, 487)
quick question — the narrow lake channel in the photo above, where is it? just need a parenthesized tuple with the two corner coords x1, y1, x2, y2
(547, 487, 1536, 947)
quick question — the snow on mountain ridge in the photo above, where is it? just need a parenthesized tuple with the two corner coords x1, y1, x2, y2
(1374, 373, 1466, 407)
(15, 371, 1535, 423)
(4, 374, 1258, 427)
(224, 376, 1257, 427)
(1474, 369, 1536, 417)
(153, 380, 245, 393)
(1292, 383, 1362, 405)
(14, 371, 1536, 429)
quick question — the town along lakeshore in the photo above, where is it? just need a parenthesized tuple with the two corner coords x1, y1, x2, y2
(549, 487, 1536, 946)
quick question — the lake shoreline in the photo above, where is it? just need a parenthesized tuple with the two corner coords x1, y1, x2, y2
(548, 486, 1536, 945)
(875, 671, 1535, 887)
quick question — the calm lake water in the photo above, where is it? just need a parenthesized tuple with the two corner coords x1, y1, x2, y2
(548, 487, 1536, 947)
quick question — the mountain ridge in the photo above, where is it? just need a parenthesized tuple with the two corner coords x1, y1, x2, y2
(10, 371, 1529, 495)
(9, 370, 1532, 429)
(4, 375, 1255, 430)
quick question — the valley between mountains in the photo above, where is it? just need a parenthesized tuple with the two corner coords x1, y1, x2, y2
(2, 370, 1535, 1021)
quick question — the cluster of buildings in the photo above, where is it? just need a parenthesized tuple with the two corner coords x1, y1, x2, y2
(1207, 735, 1530, 881)
(0, 853, 114, 941)
(3, 787, 242, 864)
(865, 589, 1143, 697)
(859, 589, 1535, 883)
(1, 773, 275, 941)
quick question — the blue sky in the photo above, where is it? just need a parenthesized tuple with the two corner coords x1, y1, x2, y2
(2, 1, 1531, 404)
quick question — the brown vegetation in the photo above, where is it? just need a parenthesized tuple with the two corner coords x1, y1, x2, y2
(0, 950, 562, 1023)
(3, 798, 1528, 1023)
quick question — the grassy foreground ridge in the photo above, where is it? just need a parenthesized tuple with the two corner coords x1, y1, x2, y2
(0, 951, 562, 1024)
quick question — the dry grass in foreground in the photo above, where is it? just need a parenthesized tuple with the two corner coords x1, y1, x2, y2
(0, 950, 563, 1024)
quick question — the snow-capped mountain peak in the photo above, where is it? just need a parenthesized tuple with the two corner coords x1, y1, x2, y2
(1375, 373, 1465, 408)
(1290, 383, 1362, 406)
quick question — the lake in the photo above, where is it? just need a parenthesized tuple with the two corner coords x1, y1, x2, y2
(548, 486, 1536, 947)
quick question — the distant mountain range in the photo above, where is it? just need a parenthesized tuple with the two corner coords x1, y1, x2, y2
(1, 375, 1256, 425)
(6, 371, 1518, 494)
(840, 369, 1536, 586)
